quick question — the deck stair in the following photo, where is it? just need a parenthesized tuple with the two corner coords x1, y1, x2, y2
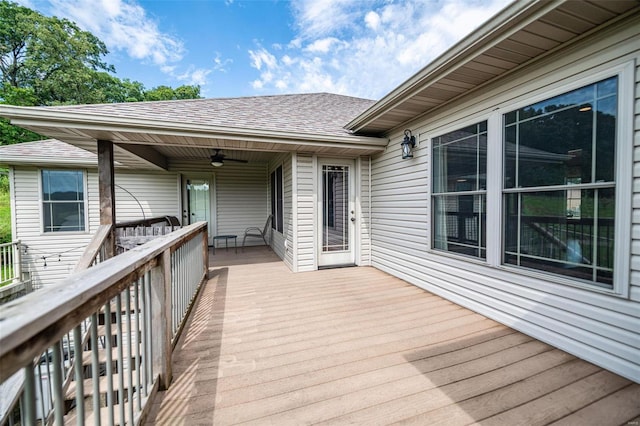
(55, 290, 147, 425)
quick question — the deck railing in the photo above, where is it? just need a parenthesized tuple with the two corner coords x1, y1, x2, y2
(0, 222, 208, 425)
(0, 240, 30, 304)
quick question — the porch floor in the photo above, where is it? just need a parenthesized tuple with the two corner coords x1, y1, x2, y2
(146, 247, 640, 425)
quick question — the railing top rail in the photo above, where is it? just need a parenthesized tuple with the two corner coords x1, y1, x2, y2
(0, 240, 20, 249)
(73, 224, 112, 272)
(0, 221, 207, 383)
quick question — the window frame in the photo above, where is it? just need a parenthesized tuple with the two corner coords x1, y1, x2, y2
(39, 168, 88, 234)
(270, 165, 283, 234)
(431, 120, 488, 260)
(426, 61, 633, 297)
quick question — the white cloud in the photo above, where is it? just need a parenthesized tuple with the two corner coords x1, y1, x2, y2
(248, 0, 512, 99)
(364, 11, 381, 31)
(304, 37, 347, 54)
(176, 67, 212, 86)
(47, 0, 184, 66)
(212, 53, 233, 73)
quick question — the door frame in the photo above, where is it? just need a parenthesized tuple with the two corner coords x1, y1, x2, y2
(181, 173, 215, 245)
(316, 158, 357, 268)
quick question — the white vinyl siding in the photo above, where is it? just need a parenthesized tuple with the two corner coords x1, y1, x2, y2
(216, 162, 269, 245)
(12, 167, 98, 289)
(115, 172, 180, 222)
(268, 153, 292, 268)
(294, 154, 316, 272)
(631, 59, 640, 302)
(370, 15, 640, 383)
(357, 156, 372, 266)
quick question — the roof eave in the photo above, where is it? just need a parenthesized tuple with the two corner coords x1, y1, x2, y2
(0, 105, 388, 151)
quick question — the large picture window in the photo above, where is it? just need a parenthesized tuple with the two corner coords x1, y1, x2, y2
(432, 121, 487, 259)
(503, 76, 617, 287)
(41, 169, 86, 233)
(270, 165, 283, 233)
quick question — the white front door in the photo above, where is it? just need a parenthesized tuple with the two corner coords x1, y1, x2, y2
(318, 159, 356, 267)
(182, 175, 213, 245)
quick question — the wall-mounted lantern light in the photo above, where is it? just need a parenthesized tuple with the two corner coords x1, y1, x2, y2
(401, 129, 416, 159)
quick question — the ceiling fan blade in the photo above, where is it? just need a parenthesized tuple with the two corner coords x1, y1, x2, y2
(225, 158, 249, 163)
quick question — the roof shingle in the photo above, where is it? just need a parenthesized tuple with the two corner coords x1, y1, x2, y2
(44, 93, 376, 138)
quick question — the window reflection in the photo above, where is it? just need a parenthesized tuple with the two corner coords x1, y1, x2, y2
(502, 77, 617, 288)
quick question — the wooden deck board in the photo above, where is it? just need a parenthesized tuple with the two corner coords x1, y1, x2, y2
(145, 247, 640, 425)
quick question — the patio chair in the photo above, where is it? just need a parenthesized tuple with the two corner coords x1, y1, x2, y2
(242, 215, 272, 249)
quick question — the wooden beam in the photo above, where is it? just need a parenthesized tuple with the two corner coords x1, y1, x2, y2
(116, 143, 168, 170)
(98, 140, 116, 258)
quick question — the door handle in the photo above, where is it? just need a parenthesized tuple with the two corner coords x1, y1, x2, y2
(350, 217, 356, 222)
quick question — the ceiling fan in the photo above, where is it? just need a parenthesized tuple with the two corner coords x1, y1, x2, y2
(210, 149, 248, 167)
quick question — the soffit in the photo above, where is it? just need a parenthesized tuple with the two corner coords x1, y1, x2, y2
(348, 0, 640, 136)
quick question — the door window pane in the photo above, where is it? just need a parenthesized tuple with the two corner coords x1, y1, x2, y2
(322, 165, 349, 252)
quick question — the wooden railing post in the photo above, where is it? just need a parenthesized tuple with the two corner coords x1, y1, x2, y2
(150, 249, 173, 390)
(202, 224, 209, 279)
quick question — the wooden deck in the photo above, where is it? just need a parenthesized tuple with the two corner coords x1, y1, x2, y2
(146, 247, 640, 425)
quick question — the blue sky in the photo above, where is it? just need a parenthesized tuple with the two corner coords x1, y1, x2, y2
(18, 0, 511, 100)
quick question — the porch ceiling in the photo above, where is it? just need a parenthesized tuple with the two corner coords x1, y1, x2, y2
(347, 0, 640, 136)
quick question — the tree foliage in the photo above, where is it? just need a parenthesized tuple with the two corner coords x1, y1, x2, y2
(0, 1, 201, 145)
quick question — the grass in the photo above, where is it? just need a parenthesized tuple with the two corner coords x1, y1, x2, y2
(0, 173, 10, 244)
(1, 264, 14, 288)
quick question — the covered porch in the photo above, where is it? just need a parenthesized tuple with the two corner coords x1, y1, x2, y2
(147, 247, 640, 425)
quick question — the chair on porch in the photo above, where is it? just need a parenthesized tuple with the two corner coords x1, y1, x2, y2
(242, 215, 272, 249)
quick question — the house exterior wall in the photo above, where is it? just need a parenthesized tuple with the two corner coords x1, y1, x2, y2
(357, 156, 372, 266)
(268, 153, 293, 270)
(10, 167, 180, 288)
(115, 171, 180, 221)
(294, 153, 316, 272)
(369, 15, 640, 382)
(214, 162, 269, 245)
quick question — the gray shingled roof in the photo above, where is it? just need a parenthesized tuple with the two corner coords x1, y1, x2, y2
(45, 93, 376, 138)
(0, 139, 95, 161)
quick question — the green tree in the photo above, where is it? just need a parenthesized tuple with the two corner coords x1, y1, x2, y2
(144, 84, 201, 101)
(0, 1, 113, 105)
(0, 1, 202, 146)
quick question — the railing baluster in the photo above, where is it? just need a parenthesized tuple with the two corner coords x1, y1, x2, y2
(134, 279, 142, 411)
(90, 313, 101, 426)
(52, 341, 64, 425)
(115, 294, 125, 426)
(125, 286, 134, 424)
(145, 272, 153, 389)
(104, 302, 114, 425)
(140, 274, 149, 397)
(73, 326, 84, 426)
(23, 366, 35, 425)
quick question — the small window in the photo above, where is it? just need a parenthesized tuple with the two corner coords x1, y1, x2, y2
(270, 166, 283, 233)
(503, 76, 617, 287)
(432, 121, 487, 258)
(42, 169, 86, 232)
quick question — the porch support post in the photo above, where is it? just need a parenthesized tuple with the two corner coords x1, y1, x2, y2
(98, 140, 116, 258)
(150, 249, 172, 390)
